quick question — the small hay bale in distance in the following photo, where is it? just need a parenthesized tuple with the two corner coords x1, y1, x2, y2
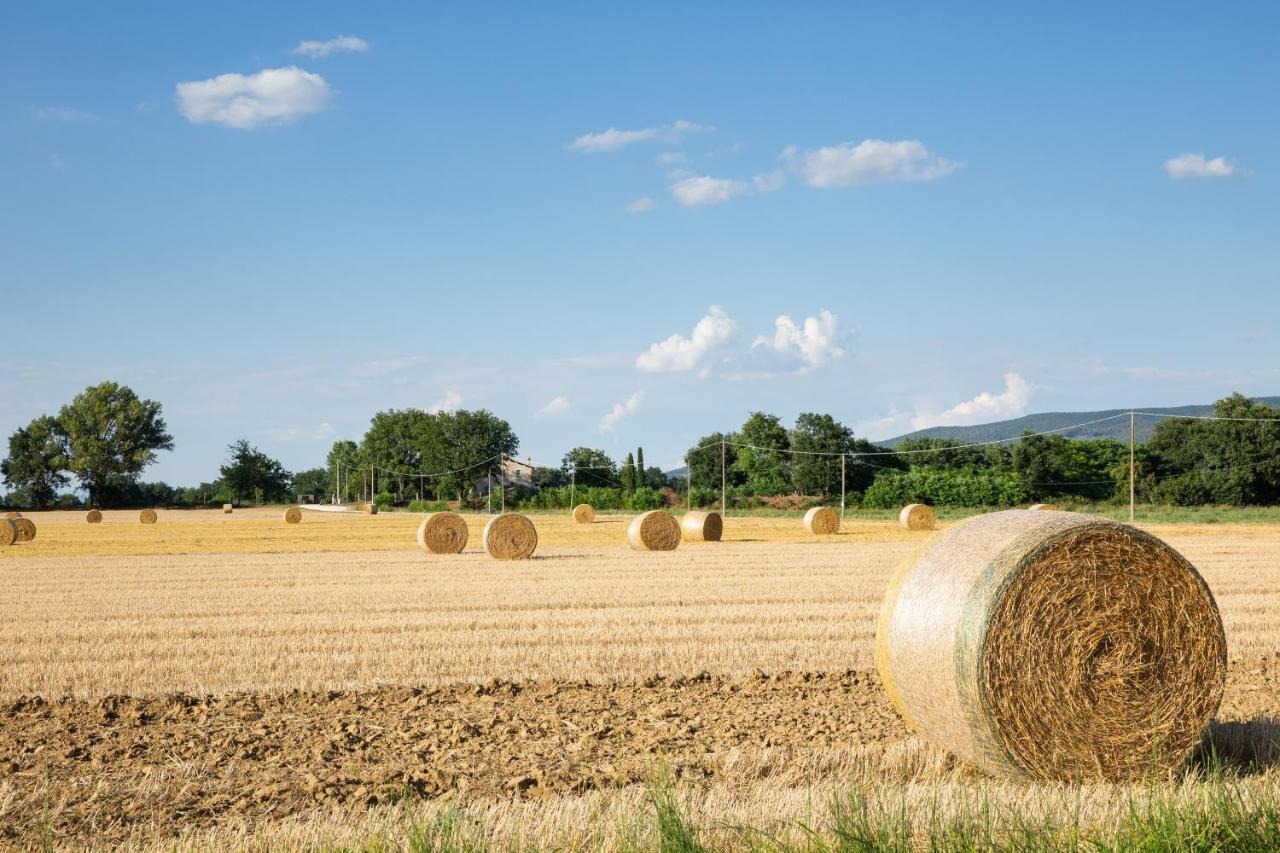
(13, 518, 36, 542)
(875, 509, 1226, 781)
(898, 503, 936, 531)
(804, 506, 839, 535)
(139, 509, 158, 525)
(417, 512, 469, 554)
(363, 503, 379, 515)
(628, 510, 681, 551)
(283, 507, 303, 524)
(572, 503, 595, 524)
(1029, 503, 1058, 511)
(681, 510, 723, 542)
(222, 504, 233, 514)
(483, 513, 538, 560)
(0, 518, 15, 547)
(85, 509, 103, 524)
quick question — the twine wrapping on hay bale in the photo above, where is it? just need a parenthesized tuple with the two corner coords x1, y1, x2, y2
(0, 518, 14, 547)
(804, 506, 839, 534)
(86, 510, 103, 524)
(681, 510, 723, 542)
(363, 503, 379, 515)
(1029, 503, 1058, 511)
(483, 513, 537, 560)
(628, 510, 681, 551)
(283, 507, 303, 524)
(223, 504, 233, 514)
(572, 503, 595, 524)
(899, 503, 936, 531)
(417, 512, 469, 554)
(139, 509, 158, 525)
(13, 518, 36, 543)
(875, 509, 1226, 781)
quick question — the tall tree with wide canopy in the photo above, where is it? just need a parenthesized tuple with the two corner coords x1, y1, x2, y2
(57, 382, 173, 507)
(1, 416, 70, 508)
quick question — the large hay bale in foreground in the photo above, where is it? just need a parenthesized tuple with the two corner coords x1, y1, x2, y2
(0, 519, 14, 547)
(628, 510, 681, 551)
(283, 507, 303, 524)
(876, 509, 1226, 781)
(804, 506, 839, 534)
(899, 503, 936, 531)
(417, 512, 469, 554)
(483, 513, 537, 560)
(222, 504, 233, 514)
(139, 509, 158, 525)
(572, 503, 595, 524)
(1029, 503, 1058, 511)
(681, 510, 723, 542)
(86, 510, 103, 524)
(13, 518, 36, 542)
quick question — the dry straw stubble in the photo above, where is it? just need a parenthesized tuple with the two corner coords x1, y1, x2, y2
(572, 503, 595, 524)
(681, 510, 723, 542)
(483, 513, 538, 560)
(85, 510, 102, 524)
(283, 507, 303, 524)
(804, 506, 839, 534)
(628, 510, 681, 551)
(899, 503, 936, 531)
(877, 509, 1226, 781)
(417, 512, 469, 554)
(139, 510, 158, 525)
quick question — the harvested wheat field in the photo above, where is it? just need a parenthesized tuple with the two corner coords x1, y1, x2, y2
(0, 516, 1278, 849)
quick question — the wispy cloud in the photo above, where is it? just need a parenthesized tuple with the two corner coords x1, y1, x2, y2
(428, 390, 463, 414)
(599, 391, 644, 433)
(33, 107, 100, 122)
(537, 395, 570, 417)
(175, 66, 333, 129)
(571, 119, 713, 153)
(785, 139, 957, 188)
(669, 174, 750, 207)
(911, 372, 1031, 429)
(636, 307, 736, 374)
(626, 196, 655, 214)
(1164, 153, 1246, 180)
(292, 35, 369, 58)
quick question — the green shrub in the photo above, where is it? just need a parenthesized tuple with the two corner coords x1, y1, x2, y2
(862, 468, 1029, 508)
(625, 486, 664, 511)
(374, 491, 395, 508)
(407, 500, 448, 513)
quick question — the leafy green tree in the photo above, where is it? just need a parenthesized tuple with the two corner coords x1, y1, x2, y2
(733, 413, 791, 495)
(894, 437, 994, 470)
(790, 413, 850, 498)
(561, 447, 616, 487)
(439, 409, 519, 502)
(1011, 433, 1125, 501)
(686, 432, 740, 491)
(292, 468, 330, 501)
(57, 382, 174, 507)
(531, 466, 566, 488)
(621, 452, 636, 493)
(635, 447, 646, 488)
(1, 416, 70, 508)
(326, 440, 363, 501)
(220, 439, 292, 504)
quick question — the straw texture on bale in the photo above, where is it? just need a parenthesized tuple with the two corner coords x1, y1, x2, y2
(875, 509, 1226, 781)
(363, 503, 379, 515)
(13, 518, 36, 542)
(85, 510, 103, 524)
(139, 510, 158, 525)
(572, 503, 595, 524)
(628, 510, 681, 551)
(222, 504, 233, 514)
(283, 507, 303, 524)
(681, 510, 723, 542)
(899, 503, 936, 531)
(1029, 503, 1058, 511)
(0, 518, 14, 547)
(417, 512, 469, 554)
(483, 513, 538, 560)
(804, 506, 839, 534)
(4, 511, 20, 520)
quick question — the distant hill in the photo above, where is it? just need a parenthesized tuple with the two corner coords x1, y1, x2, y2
(882, 397, 1280, 447)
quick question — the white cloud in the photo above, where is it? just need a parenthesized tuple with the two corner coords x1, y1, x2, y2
(33, 107, 99, 122)
(636, 307, 736, 373)
(1164, 153, 1245, 180)
(626, 196, 655, 214)
(427, 390, 463, 414)
(912, 372, 1031, 429)
(537, 395, 570, 417)
(753, 171, 786, 192)
(750, 309, 845, 370)
(175, 66, 333, 129)
(658, 152, 687, 164)
(670, 174, 750, 207)
(599, 391, 643, 433)
(292, 35, 370, 58)
(571, 119, 713, 152)
(786, 139, 957, 188)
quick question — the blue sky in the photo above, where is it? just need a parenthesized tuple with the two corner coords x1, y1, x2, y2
(3, 2, 1278, 484)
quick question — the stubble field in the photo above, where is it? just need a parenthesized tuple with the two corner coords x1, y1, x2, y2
(1, 509, 1278, 849)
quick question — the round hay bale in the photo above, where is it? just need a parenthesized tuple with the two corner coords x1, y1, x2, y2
(283, 507, 303, 524)
(803, 506, 839, 535)
(875, 509, 1226, 781)
(222, 504, 233, 514)
(572, 503, 595, 524)
(1029, 503, 1058, 511)
(417, 512, 469, 554)
(0, 518, 14, 547)
(628, 510, 681, 551)
(483, 513, 537, 560)
(13, 518, 36, 542)
(86, 509, 103, 524)
(364, 503, 379, 515)
(139, 509, 158, 525)
(681, 510, 723, 542)
(4, 511, 20, 520)
(898, 503, 936, 531)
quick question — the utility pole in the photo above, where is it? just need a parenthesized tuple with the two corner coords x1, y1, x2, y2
(1129, 411, 1136, 523)
(840, 454, 846, 520)
(487, 469, 492, 514)
(720, 439, 727, 517)
(500, 454, 505, 513)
